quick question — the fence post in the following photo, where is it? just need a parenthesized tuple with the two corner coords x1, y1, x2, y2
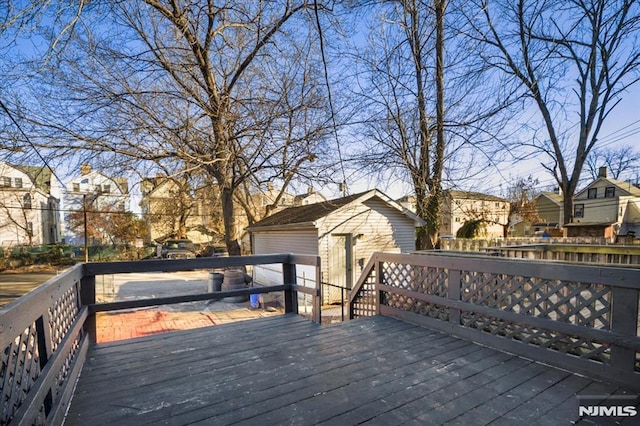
(375, 258, 382, 315)
(283, 260, 298, 315)
(80, 267, 97, 343)
(610, 287, 639, 372)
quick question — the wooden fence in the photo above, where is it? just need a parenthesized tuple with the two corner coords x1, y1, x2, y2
(440, 237, 610, 251)
(440, 238, 640, 265)
(349, 252, 640, 392)
(0, 254, 320, 426)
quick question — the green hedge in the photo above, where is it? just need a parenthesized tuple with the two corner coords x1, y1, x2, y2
(0, 244, 156, 271)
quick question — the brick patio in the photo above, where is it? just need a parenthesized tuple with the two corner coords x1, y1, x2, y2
(95, 307, 283, 343)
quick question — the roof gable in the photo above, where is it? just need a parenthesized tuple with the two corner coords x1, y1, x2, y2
(535, 192, 563, 206)
(575, 177, 640, 198)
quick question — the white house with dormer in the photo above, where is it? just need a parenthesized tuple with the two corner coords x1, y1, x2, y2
(63, 164, 130, 244)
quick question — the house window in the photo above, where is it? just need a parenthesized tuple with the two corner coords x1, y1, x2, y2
(73, 183, 80, 192)
(2, 177, 11, 187)
(102, 184, 111, 194)
(14, 178, 23, 188)
(23, 194, 32, 209)
(574, 203, 584, 218)
(455, 217, 460, 222)
(588, 188, 597, 199)
(26, 222, 33, 236)
(604, 187, 615, 197)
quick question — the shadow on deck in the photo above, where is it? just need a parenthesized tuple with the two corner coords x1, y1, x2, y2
(65, 314, 637, 425)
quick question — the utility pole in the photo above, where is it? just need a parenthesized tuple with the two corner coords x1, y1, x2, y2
(83, 191, 101, 263)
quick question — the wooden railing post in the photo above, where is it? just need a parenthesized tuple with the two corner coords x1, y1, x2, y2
(314, 263, 322, 324)
(610, 287, 639, 372)
(80, 270, 96, 343)
(375, 258, 382, 315)
(283, 261, 298, 315)
(448, 268, 461, 325)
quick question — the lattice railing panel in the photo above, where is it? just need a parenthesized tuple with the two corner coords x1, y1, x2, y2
(637, 298, 640, 373)
(382, 262, 450, 321)
(1, 278, 82, 425)
(48, 285, 80, 352)
(460, 312, 611, 364)
(1, 324, 42, 425)
(48, 285, 82, 413)
(351, 264, 377, 318)
(461, 271, 612, 330)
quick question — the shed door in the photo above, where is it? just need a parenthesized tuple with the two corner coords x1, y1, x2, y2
(329, 234, 353, 290)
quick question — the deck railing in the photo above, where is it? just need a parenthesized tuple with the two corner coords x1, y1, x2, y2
(0, 254, 320, 426)
(350, 252, 640, 392)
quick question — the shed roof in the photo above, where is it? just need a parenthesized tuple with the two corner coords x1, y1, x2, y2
(248, 189, 424, 231)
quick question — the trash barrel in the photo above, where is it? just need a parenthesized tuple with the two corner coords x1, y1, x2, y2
(208, 272, 224, 292)
(222, 269, 248, 302)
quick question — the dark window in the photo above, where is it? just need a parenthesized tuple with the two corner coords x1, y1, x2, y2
(605, 187, 615, 197)
(2, 177, 11, 187)
(574, 203, 584, 218)
(14, 178, 23, 188)
(23, 194, 32, 209)
(73, 183, 80, 192)
(588, 188, 597, 199)
(102, 184, 111, 194)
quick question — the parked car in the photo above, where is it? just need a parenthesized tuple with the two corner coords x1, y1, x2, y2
(159, 239, 196, 259)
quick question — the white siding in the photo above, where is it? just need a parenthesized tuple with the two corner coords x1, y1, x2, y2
(0, 163, 53, 246)
(253, 229, 318, 255)
(318, 198, 416, 286)
(252, 229, 318, 287)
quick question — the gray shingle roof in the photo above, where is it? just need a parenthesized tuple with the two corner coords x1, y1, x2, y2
(249, 192, 367, 228)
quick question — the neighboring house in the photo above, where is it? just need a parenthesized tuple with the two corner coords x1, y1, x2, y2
(64, 164, 129, 244)
(0, 162, 61, 246)
(139, 175, 215, 244)
(293, 188, 327, 206)
(247, 190, 424, 302)
(250, 182, 296, 216)
(512, 191, 564, 237)
(398, 190, 509, 238)
(440, 190, 510, 238)
(565, 167, 640, 241)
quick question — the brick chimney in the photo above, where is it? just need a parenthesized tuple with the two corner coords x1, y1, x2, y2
(598, 166, 607, 178)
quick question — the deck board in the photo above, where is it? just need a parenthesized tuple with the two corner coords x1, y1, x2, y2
(65, 314, 635, 425)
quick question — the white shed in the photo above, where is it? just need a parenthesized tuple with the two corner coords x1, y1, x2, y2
(247, 190, 423, 301)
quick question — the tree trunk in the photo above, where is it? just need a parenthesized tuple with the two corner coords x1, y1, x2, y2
(221, 186, 241, 256)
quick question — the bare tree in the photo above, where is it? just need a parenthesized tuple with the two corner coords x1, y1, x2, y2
(349, 0, 513, 249)
(8, 1, 333, 255)
(585, 144, 639, 181)
(464, 0, 640, 224)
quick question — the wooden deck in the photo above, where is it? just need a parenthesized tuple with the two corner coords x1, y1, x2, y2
(65, 314, 637, 425)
